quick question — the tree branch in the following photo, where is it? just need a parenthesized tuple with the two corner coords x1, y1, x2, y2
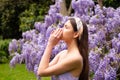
(68, 1, 72, 16)
(59, 0, 68, 16)
(97, 0, 103, 9)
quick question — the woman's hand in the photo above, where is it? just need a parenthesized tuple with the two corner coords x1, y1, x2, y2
(48, 28, 63, 47)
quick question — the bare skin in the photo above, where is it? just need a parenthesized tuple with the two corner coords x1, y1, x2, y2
(37, 20, 83, 77)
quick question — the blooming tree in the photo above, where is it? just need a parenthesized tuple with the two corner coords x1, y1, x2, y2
(9, 0, 120, 80)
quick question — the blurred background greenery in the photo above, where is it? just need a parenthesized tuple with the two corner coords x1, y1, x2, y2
(0, 0, 53, 39)
(0, 0, 54, 63)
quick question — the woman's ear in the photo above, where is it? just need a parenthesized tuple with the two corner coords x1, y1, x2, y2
(73, 32, 80, 38)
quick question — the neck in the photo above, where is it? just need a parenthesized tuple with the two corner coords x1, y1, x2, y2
(66, 40, 78, 53)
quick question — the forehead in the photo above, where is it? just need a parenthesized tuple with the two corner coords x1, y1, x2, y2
(65, 20, 72, 26)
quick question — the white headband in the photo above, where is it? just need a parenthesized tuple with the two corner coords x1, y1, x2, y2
(74, 17, 83, 40)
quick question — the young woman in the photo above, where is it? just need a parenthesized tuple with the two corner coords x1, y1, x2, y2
(37, 17, 89, 80)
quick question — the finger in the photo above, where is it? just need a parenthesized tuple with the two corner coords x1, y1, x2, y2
(56, 29, 62, 38)
(54, 28, 59, 35)
(51, 30, 55, 34)
(53, 28, 60, 37)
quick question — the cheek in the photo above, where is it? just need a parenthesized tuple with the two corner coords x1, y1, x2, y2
(62, 29, 74, 40)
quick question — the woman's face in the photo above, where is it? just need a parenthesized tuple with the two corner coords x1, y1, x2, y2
(61, 20, 75, 42)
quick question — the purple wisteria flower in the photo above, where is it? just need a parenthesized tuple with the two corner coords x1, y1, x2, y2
(89, 34, 98, 49)
(58, 16, 68, 28)
(105, 18, 119, 33)
(94, 5, 103, 15)
(34, 22, 42, 32)
(56, 13, 63, 21)
(22, 29, 39, 42)
(10, 52, 21, 67)
(33, 64, 38, 75)
(72, 0, 94, 17)
(17, 39, 24, 50)
(88, 24, 97, 34)
(59, 41, 67, 50)
(81, 15, 90, 23)
(79, 0, 94, 8)
(104, 67, 116, 80)
(22, 31, 32, 41)
(112, 37, 120, 53)
(37, 33, 46, 47)
(89, 14, 105, 25)
(71, 0, 79, 11)
(45, 15, 54, 26)
(89, 50, 101, 72)
(116, 7, 120, 15)
(46, 25, 56, 39)
(118, 33, 120, 39)
(93, 48, 119, 80)
(9, 39, 18, 54)
(105, 7, 115, 18)
(96, 30, 106, 45)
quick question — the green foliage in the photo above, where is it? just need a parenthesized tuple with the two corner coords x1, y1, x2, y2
(19, 4, 36, 32)
(0, 0, 53, 39)
(19, 3, 45, 32)
(0, 0, 28, 39)
(0, 39, 11, 63)
(94, 0, 120, 8)
(103, 0, 120, 8)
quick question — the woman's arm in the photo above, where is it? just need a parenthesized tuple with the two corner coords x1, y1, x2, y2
(37, 28, 63, 76)
(37, 54, 82, 76)
(49, 53, 60, 67)
(49, 50, 66, 67)
(37, 44, 53, 75)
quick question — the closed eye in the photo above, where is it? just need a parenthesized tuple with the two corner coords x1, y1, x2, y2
(64, 25, 69, 29)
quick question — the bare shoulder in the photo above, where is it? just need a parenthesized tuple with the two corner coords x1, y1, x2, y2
(68, 53, 83, 66)
(56, 50, 83, 67)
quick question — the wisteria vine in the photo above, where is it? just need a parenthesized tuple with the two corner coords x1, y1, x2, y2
(9, 0, 120, 80)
